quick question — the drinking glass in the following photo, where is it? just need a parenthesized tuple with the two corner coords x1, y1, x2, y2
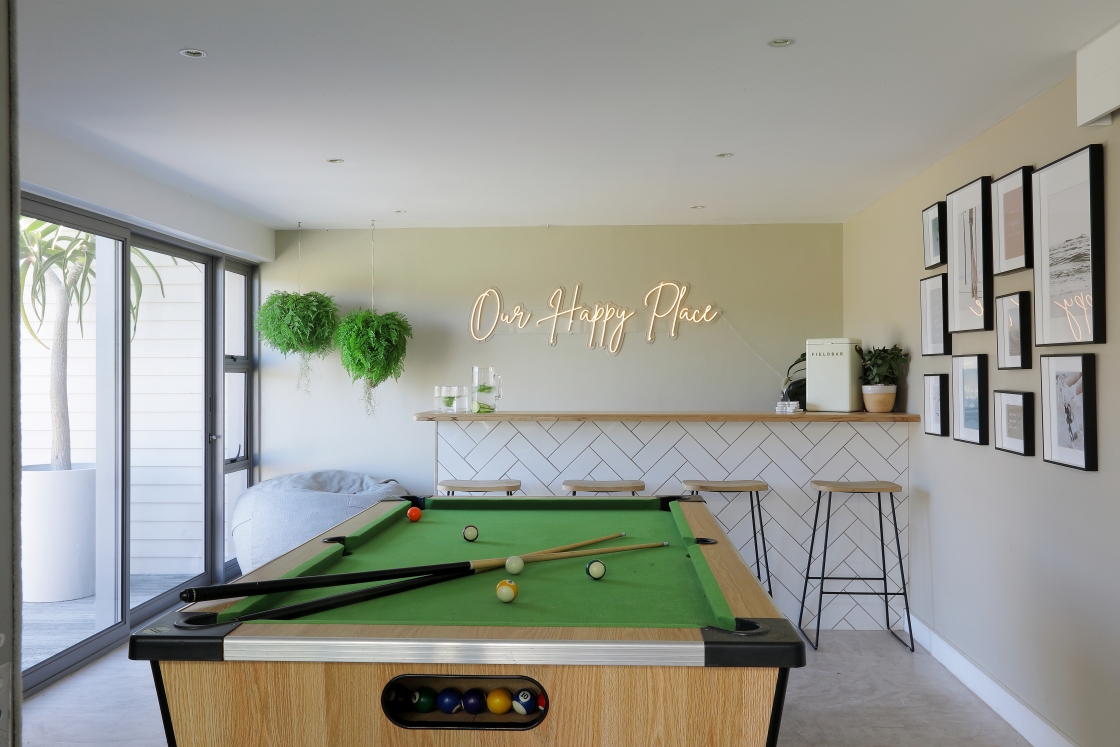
(471, 366, 502, 413)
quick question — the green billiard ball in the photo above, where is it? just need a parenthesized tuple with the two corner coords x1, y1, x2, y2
(411, 686, 437, 713)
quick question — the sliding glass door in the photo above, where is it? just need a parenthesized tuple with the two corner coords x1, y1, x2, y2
(18, 195, 257, 694)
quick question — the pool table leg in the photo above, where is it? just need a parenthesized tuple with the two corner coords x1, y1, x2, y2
(150, 661, 178, 747)
(765, 667, 790, 747)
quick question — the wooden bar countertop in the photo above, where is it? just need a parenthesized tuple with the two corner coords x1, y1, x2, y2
(414, 410, 919, 423)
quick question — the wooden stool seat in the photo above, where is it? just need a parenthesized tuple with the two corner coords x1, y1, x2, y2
(561, 480, 645, 495)
(682, 479, 769, 493)
(438, 479, 521, 496)
(810, 480, 902, 494)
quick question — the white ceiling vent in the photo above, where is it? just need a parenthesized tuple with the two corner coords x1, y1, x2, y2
(1077, 22, 1120, 126)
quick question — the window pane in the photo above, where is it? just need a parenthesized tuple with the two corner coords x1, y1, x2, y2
(224, 470, 248, 563)
(224, 270, 246, 357)
(19, 219, 121, 670)
(130, 248, 206, 607)
(224, 372, 246, 461)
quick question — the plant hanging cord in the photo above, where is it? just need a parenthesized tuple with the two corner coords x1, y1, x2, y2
(297, 221, 302, 294)
(370, 219, 376, 307)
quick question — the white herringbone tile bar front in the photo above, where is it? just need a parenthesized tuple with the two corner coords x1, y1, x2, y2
(434, 419, 911, 632)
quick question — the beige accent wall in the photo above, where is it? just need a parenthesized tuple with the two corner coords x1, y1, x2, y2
(843, 76, 1119, 747)
(259, 225, 842, 491)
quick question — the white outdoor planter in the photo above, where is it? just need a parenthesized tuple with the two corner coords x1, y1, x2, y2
(22, 464, 96, 602)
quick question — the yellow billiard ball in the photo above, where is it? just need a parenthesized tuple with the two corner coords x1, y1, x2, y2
(486, 687, 513, 714)
(495, 579, 518, 603)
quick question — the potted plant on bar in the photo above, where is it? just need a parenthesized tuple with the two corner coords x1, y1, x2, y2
(19, 219, 166, 601)
(859, 344, 910, 413)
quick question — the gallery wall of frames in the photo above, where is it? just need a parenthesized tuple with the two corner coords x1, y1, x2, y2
(920, 144, 1103, 471)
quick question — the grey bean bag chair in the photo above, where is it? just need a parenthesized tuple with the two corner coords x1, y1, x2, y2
(231, 470, 410, 573)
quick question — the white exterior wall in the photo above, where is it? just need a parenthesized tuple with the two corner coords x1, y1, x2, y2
(20, 248, 206, 576)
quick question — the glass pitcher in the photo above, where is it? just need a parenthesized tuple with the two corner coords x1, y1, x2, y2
(471, 366, 502, 413)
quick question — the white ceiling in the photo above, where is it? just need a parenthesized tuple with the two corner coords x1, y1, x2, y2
(19, 1, 1120, 229)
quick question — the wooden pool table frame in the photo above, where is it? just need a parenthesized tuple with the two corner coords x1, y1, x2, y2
(131, 496, 805, 747)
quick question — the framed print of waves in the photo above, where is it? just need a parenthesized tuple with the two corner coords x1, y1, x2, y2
(947, 177, 993, 332)
(1032, 145, 1104, 346)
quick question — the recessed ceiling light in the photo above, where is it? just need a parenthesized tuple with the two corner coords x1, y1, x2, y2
(394, 210, 407, 214)
(715, 153, 734, 158)
(768, 38, 794, 48)
(179, 49, 206, 58)
(690, 205, 705, 210)
(327, 158, 344, 164)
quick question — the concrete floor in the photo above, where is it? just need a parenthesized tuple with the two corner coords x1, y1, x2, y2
(22, 632, 1031, 747)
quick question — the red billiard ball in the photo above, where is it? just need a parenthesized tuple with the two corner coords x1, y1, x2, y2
(407, 507, 422, 522)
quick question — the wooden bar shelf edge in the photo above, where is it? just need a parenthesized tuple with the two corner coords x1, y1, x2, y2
(414, 411, 920, 423)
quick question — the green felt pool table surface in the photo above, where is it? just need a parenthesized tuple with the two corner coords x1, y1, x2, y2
(219, 497, 737, 630)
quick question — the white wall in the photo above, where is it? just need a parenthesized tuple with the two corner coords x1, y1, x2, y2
(843, 76, 1119, 747)
(20, 125, 274, 262)
(259, 224, 844, 493)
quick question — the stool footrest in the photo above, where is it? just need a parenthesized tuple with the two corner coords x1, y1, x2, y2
(820, 590, 907, 596)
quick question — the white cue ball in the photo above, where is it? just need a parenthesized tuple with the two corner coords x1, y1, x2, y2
(585, 559, 606, 580)
(505, 556, 525, 575)
(462, 525, 479, 542)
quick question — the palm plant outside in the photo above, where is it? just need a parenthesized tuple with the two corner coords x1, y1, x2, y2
(19, 218, 166, 471)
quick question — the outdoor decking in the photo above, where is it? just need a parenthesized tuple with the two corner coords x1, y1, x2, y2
(22, 575, 192, 670)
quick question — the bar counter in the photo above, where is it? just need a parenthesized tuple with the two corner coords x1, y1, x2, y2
(416, 409, 916, 634)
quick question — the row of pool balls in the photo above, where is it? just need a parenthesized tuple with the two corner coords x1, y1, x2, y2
(384, 684, 544, 716)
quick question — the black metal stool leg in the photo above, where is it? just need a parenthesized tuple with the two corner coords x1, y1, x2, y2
(876, 493, 891, 633)
(754, 491, 773, 596)
(889, 492, 915, 651)
(813, 491, 834, 651)
(798, 491, 824, 641)
(748, 490, 763, 582)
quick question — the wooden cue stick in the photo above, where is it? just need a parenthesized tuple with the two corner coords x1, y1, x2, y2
(179, 532, 628, 602)
(174, 540, 670, 629)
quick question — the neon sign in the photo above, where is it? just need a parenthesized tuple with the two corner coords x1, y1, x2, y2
(469, 281, 720, 355)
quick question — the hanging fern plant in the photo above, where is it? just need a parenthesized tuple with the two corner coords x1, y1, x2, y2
(256, 290, 340, 390)
(335, 308, 413, 415)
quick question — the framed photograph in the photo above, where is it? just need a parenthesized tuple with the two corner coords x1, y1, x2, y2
(923, 201, 947, 269)
(952, 354, 988, 444)
(993, 391, 1034, 456)
(992, 167, 1033, 275)
(924, 374, 949, 436)
(1032, 144, 1105, 346)
(946, 177, 993, 333)
(920, 274, 951, 355)
(1040, 354, 1097, 470)
(995, 292, 1031, 370)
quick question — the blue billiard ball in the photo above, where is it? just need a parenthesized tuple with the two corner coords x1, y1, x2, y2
(436, 687, 463, 714)
(511, 688, 537, 715)
(461, 688, 486, 714)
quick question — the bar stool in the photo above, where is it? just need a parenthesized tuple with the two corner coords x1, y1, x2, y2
(682, 480, 772, 595)
(437, 479, 521, 496)
(798, 480, 914, 652)
(561, 480, 645, 496)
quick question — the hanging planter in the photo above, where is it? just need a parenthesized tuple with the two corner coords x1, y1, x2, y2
(256, 290, 340, 390)
(335, 308, 413, 415)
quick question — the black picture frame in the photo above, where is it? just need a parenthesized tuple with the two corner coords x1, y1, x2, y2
(995, 291, 1031, 370)
(946, 177, 994, 333)
(923, 374, 949, 436)
(993, 391, 1035, 456)
(992, 166, 1033, 275)
(1032, 144, 1105, 346)
(1040, 354, 1097, 471)
(923, 201, 947, 270)
(920, 274, 951, 356)
(951, 354, 988, 445)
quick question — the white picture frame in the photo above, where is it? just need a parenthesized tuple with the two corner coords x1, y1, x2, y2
(1032, 146, 1104, 346)
(946, 178, 993, 333)
(992, 167, 1032, 275)
(952, 355, 987, 444)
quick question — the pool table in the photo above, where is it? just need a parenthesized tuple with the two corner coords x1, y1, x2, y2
(131, 496, 804, 747)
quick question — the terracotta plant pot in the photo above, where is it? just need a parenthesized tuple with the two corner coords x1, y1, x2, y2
(862, 384, 897, 413)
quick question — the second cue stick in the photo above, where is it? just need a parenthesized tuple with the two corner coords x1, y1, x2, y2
(180, 532, 628, 602)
